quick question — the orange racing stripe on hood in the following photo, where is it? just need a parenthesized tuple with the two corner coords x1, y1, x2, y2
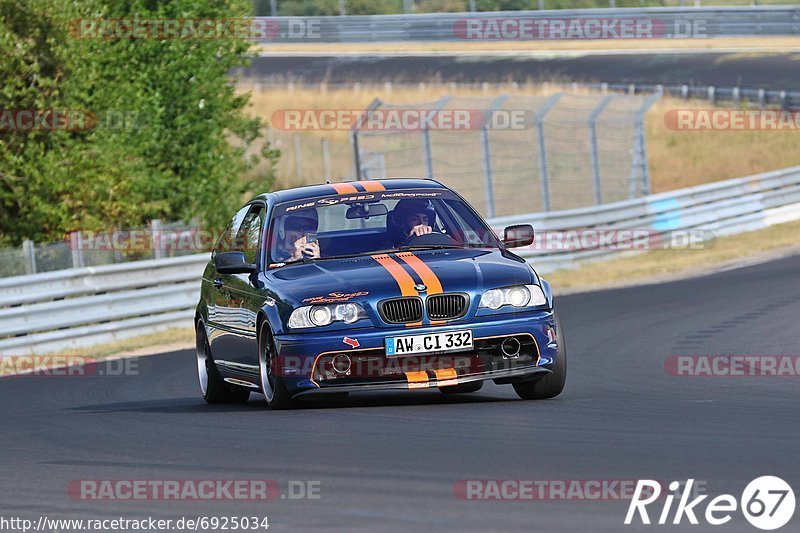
(371, 254, 417, 297)
(397, 253, 443, 295)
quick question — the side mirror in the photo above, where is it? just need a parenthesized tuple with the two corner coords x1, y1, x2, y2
(214, 251, 257, 274)
(503, 224, 534, 248)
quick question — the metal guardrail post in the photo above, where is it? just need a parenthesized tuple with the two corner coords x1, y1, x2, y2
(588, 95, 616, 205)
(69, 232, 84, 269)
(535, 93, 563, 212)
(22, 240, 36, 275)
(151, 219, 164, 260)
(480, 95, 509, 219)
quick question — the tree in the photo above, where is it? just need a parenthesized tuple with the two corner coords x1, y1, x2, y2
(0, 0, 274, 246)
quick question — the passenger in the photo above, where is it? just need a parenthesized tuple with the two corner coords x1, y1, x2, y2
(274, 208, 320, 262)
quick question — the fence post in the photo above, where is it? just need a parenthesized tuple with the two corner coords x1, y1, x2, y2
(70, 232, 84, 268)
(421, 96, 451, 180)
(322, 138, 331, 179)
(351, 130, 362, 181)
(22, 239, 36, 275)
(535, 93, 563, 212)
(588, 94, 616, 205)
(151, 219, 163, 260)
(422, 129, 434, 179)
(270, 0, 277, 16)
(479, 95, 509, 219)
(293, 134, 303, 178)
(351, 98, 383, 181)
(630, 92, 661, 198)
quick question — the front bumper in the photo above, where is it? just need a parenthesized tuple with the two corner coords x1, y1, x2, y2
(274, 310, 558, 396)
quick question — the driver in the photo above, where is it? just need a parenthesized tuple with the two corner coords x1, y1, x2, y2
(388, 199, 437, 244)
(274, 208, 321, 262)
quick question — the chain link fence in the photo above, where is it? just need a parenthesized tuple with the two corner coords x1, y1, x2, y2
(352, 91, 659, 217)
(0, 220, 202, 278)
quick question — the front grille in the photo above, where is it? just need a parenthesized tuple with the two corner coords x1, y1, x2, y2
(426, 293, 469, 320)
(380, 297, 423, 324)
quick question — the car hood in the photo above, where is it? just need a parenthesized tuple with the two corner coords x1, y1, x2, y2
(266, 248, 537, 306)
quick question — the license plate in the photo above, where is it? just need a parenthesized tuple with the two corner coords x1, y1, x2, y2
(385, 330, 473, 357)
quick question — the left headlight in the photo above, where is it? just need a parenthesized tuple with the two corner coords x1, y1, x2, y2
(288, 303, 369, 329)
(479, 285, 548, 310)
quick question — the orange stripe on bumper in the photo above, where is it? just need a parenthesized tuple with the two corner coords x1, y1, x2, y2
(433, 368, 458, 387)
(405, 370, 429, 389)
(371, 254, 417, 297)
(397, 253, 444, 294)
(330, 182, 359, 194)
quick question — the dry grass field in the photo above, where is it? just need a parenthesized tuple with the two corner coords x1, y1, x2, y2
(243, 82, 800, 192)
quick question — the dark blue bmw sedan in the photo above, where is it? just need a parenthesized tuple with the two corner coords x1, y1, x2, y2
(195, 179, 566, 409)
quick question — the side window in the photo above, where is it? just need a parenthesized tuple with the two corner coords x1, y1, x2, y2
(214, 205, 251, 254)
(235, 204, 265, 265)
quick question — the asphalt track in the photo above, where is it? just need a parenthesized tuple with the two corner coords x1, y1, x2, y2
(1, 254, 799, 532)
(240, 52, 800, 89)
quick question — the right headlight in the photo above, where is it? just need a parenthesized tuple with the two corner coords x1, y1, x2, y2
(288, 303, 369, 329)
(479, 285, 548, 310)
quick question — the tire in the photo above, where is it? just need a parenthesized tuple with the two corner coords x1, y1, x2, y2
(196, 322, 250, 404)
(513, 312, 567, 400)
(439, 381, 483, 394)
(258, 322, 296, 410)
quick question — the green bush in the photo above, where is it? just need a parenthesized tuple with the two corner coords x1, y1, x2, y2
(0, 0, 274, 246)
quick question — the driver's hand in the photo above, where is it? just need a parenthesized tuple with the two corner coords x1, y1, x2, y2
(291, 236, 320, 260)
(408, 225, 433, 237)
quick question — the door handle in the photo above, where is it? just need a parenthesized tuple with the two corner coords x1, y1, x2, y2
(213, 278, 224, 289)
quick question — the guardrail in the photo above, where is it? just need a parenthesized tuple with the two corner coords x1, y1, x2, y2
(491, 165, 800, 271)
(0, 255, 208, 356)
(257, 7, 800, 43)
(2, 165, 800, 355)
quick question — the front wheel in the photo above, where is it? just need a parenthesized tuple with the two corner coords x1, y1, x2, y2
(513, 313, 567, 400)
(258, 322, 296, 410)
(196, 322, 250, 404)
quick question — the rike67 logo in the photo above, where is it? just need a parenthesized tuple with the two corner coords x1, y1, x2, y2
(625, 477, 796, 530)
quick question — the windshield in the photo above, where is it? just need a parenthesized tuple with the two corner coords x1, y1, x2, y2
(267, 188, 499, 266)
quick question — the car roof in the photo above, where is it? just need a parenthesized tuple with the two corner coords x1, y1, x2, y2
(252, 178, 447, 204)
